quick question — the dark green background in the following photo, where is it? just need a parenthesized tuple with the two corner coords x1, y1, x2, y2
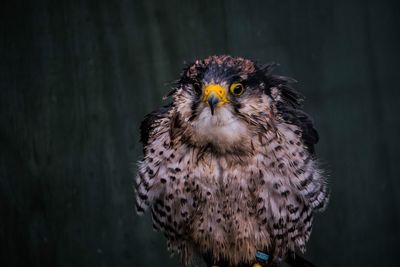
(1, 0, 399, 266)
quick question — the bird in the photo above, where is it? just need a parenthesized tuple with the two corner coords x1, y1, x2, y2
(135, 55, 328, 267)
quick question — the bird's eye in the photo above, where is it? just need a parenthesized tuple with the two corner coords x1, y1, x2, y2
(192, 81, 202, 94)
(230, 83, 244, 96)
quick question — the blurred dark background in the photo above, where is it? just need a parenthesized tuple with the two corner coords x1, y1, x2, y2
(1, 0, 399, 266)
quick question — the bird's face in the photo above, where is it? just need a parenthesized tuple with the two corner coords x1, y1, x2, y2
(172, 55, 276, 153)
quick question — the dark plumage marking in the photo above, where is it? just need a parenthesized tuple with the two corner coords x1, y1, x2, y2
(140, 177, 150, 191)
(273, 183, 280, 190)
(271, 76, 319, 154)
(300, 174, 313, 187)
(155, 199, 165, 207)
(137, 191, 148, 200)
(314, 198, 326, 210)
(140, 104, 173, 148)
(291, 216, 300, 224)
(188, 94, 200, 122)
(136, 203, 145, 213)
(299, 205, 307, 216)
(152, 223, 160, 231)
(287, 205, 299, 214)
(276, 233, 285, 240)
(257, 207, 266, 216)
(281, 190, 290, 197)
(153, 205, 166, 218)
(304, 156, 311, 165)
(270, 162, 275, 168)
(152, 210, 164, 227)
(306, 189, 318, 199)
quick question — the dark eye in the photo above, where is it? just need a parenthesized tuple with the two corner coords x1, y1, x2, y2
(230, 83, 244, 96)
(192, 81, 202, 94)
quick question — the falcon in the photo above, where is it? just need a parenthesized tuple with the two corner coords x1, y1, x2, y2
(135, 55, 328, 267)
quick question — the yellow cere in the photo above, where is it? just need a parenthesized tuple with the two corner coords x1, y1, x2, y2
(203, 84, 229, 104)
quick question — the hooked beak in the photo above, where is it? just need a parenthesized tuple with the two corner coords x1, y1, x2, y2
(207, 94, 219, 115)
(202, 84, 228, 116)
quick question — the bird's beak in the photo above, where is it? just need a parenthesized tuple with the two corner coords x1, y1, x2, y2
(202, 84, 228, 115)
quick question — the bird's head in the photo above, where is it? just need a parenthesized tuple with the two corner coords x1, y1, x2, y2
(168, 55, 312, 154)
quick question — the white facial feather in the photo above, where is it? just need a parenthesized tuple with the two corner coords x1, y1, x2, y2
(190, 104, 249, 149)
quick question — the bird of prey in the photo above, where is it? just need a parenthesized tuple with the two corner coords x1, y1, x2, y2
(135, 55, 328, 267)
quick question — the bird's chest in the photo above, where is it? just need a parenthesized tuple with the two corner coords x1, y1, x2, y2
(188, 153, 258, 198)
(157, 140, 307, 264)
(184, 153, 267, 227)
(176, 153, 276, 263)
